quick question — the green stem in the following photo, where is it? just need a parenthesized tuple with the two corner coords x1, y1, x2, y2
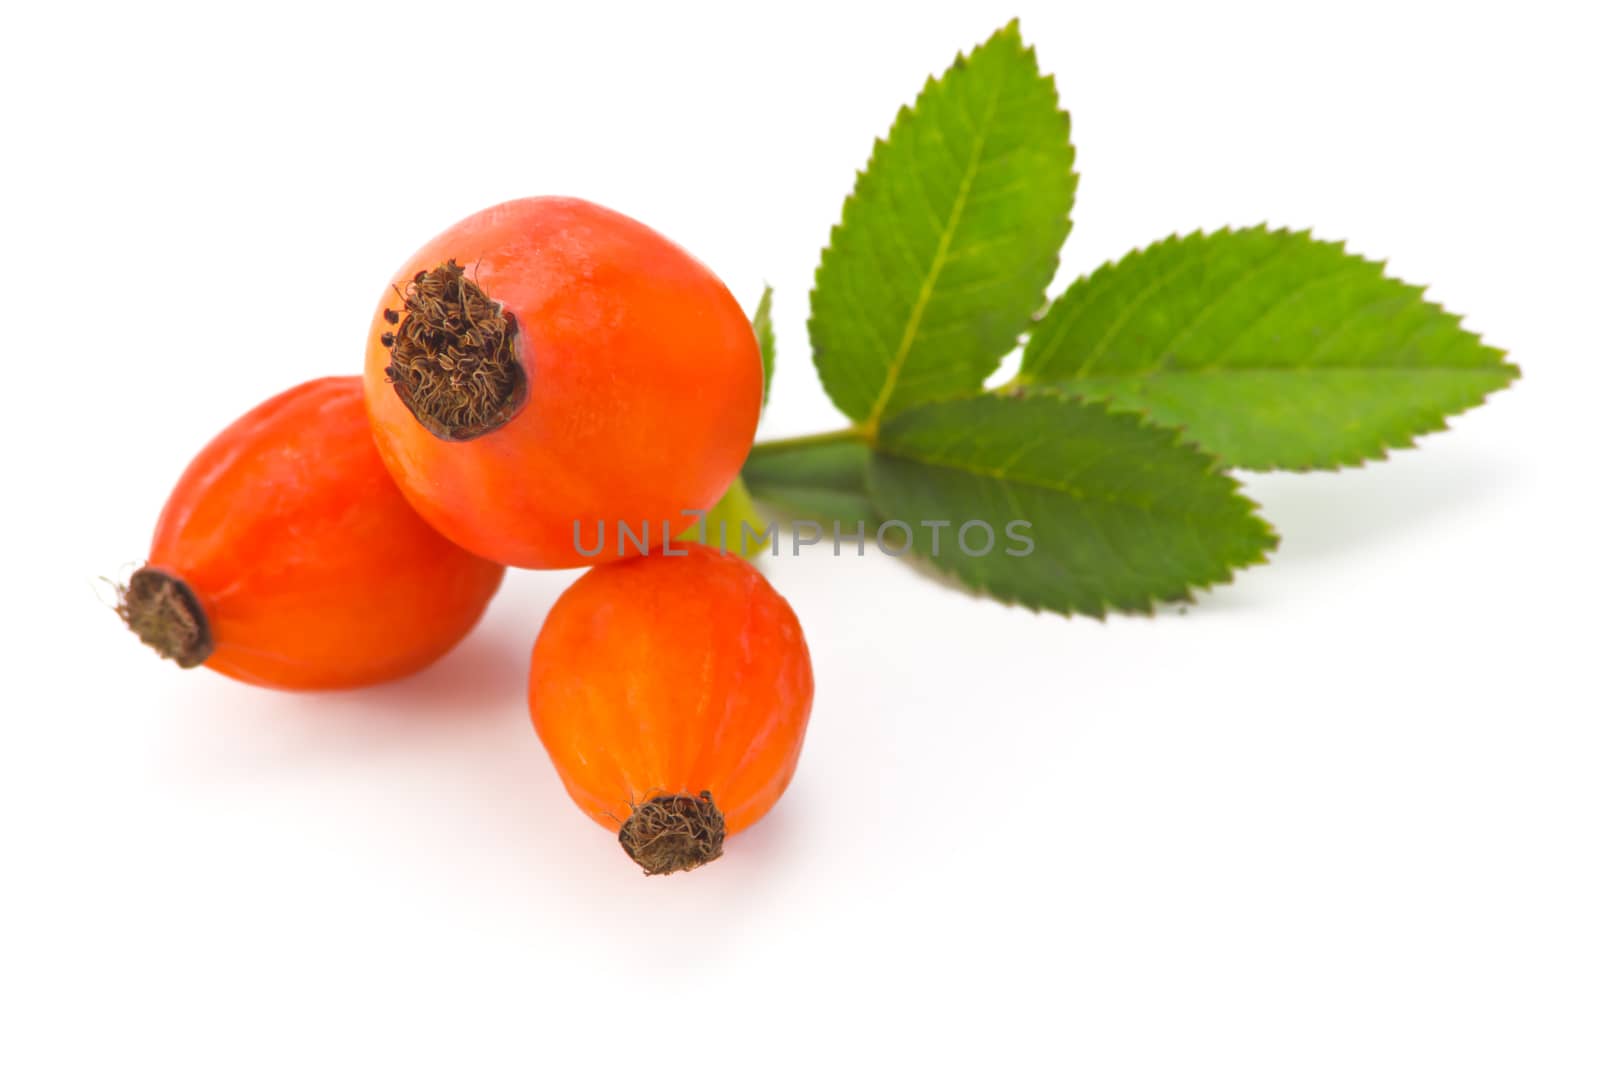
(747, 425, 869, 459)
(741, 426, 879, 530)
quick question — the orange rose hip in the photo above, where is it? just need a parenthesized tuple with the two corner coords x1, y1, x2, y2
(363, 196, 764, 569)
(528, 544, 815, 875)
(118, 377, 504, 690)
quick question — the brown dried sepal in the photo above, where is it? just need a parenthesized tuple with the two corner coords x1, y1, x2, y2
(117, 567, 212, 669)
(618, 791, 727, 876)
(384, 259, 526, 441)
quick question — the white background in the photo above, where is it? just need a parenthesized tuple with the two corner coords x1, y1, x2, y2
(4, 1, 1596, 1062)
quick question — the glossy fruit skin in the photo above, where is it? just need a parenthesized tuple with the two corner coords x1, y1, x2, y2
(529, 544, 814, 836)
(144, 377, 504, 690)
(363, 196, 764, 569)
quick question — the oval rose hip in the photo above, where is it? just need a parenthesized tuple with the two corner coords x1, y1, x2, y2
(363, 196, 764, 569)
(118, 377, 504, 690)
(528, 544, 814, 875)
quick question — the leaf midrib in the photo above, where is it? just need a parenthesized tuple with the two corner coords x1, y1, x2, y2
(1033, 362, 1515, 384)
(865, 74, 1007, 430)
(873, 438, 1226, 516)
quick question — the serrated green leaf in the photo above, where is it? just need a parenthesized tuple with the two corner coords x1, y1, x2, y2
(752, 286, 775, 408)
(1017, 227, 1519, 470)
(865, 394, 1275, 617)
(810, 20, 1076, 427)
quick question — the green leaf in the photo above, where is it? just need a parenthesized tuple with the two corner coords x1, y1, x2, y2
(810, 20, 1076, 426)
(742, 437, 879, 530)
(865, 394, 1276, 617)
(1017, 227, 1519, 470)
(752, 286, 775, 408)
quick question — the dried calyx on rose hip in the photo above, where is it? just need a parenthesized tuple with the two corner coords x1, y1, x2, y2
(117, 377, 504, 690)
(528, 543, 814, 875)
(364, 196, 764, 570)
